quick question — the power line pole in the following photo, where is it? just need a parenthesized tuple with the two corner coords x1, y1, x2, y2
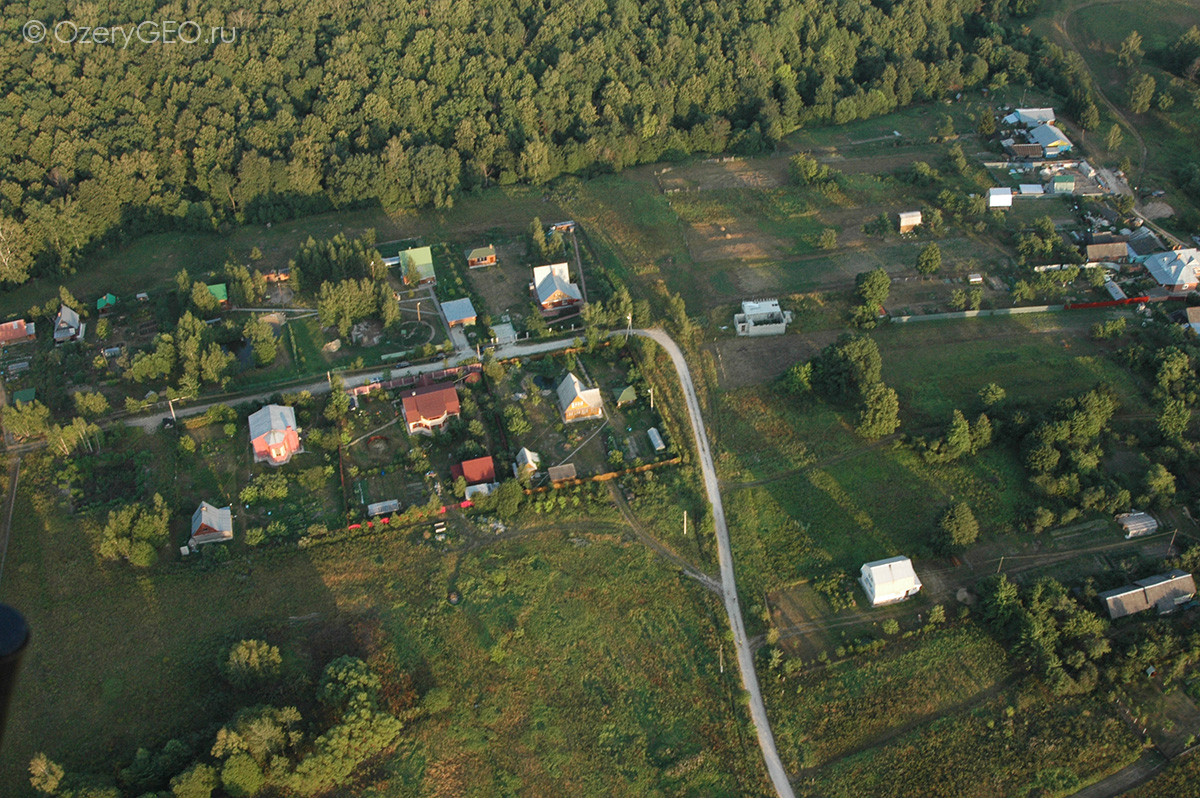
(683, 510, 688, 537)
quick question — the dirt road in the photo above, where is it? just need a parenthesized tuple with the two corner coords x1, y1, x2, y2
(633, 329, 796, 798)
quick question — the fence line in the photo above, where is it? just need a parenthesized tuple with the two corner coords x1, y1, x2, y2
(889, 305, 1063, 323)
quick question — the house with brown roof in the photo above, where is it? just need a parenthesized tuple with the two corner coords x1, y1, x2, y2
(190, 502, 233, 547)
(557, 373, 603, 422)
(0, 319, 35, 345)
(466, 245, 496, 268)
(452, 455, 498, 498)
(401, 383, 460, 435)
(1085, 234, 1130, 263)
(1099, 570, 1195, 619)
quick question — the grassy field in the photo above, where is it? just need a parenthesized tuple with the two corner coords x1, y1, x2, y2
(767, 626, 1011, 771)
(808, 680, 1141, 798)
(718, 311, 1152, 594)
(0, 446, 764, 796)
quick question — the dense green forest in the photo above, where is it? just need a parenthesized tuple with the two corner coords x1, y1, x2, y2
(0, 0, 1039, 285)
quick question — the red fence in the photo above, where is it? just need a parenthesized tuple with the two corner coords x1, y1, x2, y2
(1063, 296, 1149, 310)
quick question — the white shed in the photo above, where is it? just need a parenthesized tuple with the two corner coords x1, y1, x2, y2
(860, 556, 922, 606)
(987, 187, 1013, 209)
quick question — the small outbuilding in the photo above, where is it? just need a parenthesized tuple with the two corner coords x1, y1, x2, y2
(190, 502, 233, 547)
(1116, 511, 1158, 539)
(615, 386, 637, 407)
(547, 463, 577, 482)
(987, 187, 1013, 209)
(898, 211, 923, 234)
(96, 293, 118, 314)
(647, 427, 666, 453)
(513, 447, 541, 479)
(859, 556, 922, 606)
(207, 284, 230, 308)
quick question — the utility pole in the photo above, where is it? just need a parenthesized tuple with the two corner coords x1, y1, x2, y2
(1169, 528, 1179, 557)
(719, 644, 724, 674)
(167, 396, 178, 425)
(996, 555, 1004, 574)
(649, 386, 654, 410)
(626, 312, 632, 342)
(416, 301, 421, 322)
(683, 510, 688, 537)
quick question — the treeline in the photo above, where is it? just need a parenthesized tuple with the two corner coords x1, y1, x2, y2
(28, 644, 417, 798)
(0, 0, 1036, 286)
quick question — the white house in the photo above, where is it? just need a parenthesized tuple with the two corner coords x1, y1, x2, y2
(734, 299, 791, 337)
(860, 556, 922, 606)
(987, 187, 1013, 209)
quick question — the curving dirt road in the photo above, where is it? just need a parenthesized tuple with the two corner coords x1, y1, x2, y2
(633, 329, 796, 798)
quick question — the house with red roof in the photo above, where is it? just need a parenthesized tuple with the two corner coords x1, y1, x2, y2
(248, 404, 302, 465)
(0, 319, 35, 345)
(401, 383, 460, 435)
(452, 455, 499, 498)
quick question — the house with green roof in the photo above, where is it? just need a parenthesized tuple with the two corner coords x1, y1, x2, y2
(397, 246, 436, 286)
(96, 293, 118, 314)
(466, 245, 496, 268)
(207, 283, 230, 308)
(616, 385, 636, 407)
(12, 388, 35, 405)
